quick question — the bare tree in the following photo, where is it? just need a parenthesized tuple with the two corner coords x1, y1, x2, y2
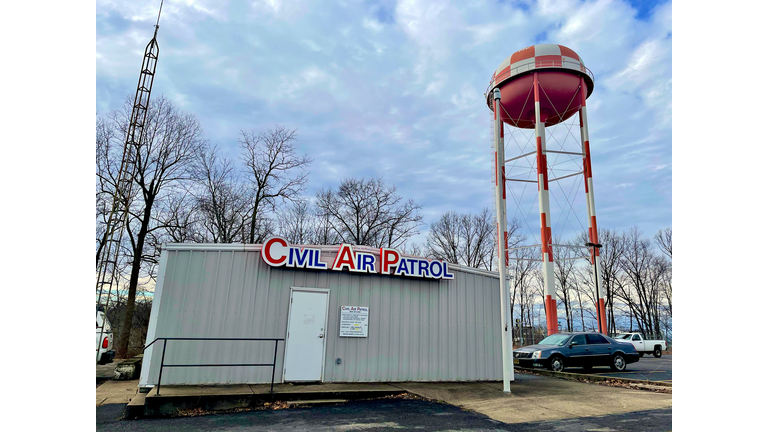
(575, 228, 627, 334)
(311, 205, 343, 245)
(277, 199, 316, 244)
(655, 227, 672, 259)
(104, 95, 206, 357)
(616, 227, 665, 337)
(598, 229, 629, 334)
(426, 211, 462, 263)
(315, 177, 423, 248)
(509, 242, 539, 338)
(156, 189, 205, 243)
(240, 126, 312, 244)
(661, 262, 672, 317)
(425, 208, 499, 270)
(194, 145, 250, 243)
(654, 227, 672, 330)
(96, 116, 140, 267)
(650, 256, 671, 337)
(533, 268, 549, 330)
(552, 238, 580, 332)
(96, 116, 116, 265)
(506, 227, 672, 338)
(403, 241, 424, 256)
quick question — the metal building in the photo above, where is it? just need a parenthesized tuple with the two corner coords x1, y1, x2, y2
(139, 239, 507, 389)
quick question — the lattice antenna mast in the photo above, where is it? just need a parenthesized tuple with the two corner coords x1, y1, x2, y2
(96, 1, 163, 361)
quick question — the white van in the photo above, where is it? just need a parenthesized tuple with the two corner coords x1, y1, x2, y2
(96, 310, 115, 364)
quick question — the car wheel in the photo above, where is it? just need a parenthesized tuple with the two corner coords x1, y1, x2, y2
(653, 347, 662, 358)
(638, 352, 644, 357)
(582, 365, 593, 372)
(610, 354, 626, 371)
(549, 355, 565, 372)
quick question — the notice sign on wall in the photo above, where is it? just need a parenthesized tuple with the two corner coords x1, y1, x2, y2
(339, 306, 369, 337)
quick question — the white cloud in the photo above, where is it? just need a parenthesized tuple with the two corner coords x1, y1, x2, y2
(97, 0, 672, 242)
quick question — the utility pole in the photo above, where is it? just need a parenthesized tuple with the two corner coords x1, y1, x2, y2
(585, 242, 603, 334)
(492, 88, 514, 391)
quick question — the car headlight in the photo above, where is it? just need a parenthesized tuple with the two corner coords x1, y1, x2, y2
(532, 351, 542, 359)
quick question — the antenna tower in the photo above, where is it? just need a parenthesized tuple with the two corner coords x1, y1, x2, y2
(96, 1, 164, 361)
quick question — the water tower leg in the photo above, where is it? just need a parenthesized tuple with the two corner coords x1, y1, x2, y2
(533, 72, 558, 336)
(493, 89, 513, 391)
(579, 77, 607, 335)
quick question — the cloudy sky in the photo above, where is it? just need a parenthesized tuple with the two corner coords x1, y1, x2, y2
(95, 0, 671, 245)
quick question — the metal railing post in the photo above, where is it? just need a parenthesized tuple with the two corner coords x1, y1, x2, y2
(157, 339, 167, 396)
(270, 340, 278, 393)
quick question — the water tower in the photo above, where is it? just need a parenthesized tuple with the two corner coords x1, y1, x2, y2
(486, 44, 606, 366)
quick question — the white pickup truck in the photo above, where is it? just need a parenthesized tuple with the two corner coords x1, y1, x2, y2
(614, 333, 667, 358)
(96, 311, 115, 364)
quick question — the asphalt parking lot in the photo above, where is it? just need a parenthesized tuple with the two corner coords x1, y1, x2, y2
(97, 366, 672, 430)
(97, 398, 672, 431)
(566, 355, 672, 382)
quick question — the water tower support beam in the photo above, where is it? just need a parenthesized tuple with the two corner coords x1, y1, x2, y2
(533, 72, 558, 336)
(493, 89, 514, 391)
(579, 77, 607, 334)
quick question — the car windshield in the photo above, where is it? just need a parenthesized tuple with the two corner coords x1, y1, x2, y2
(538, 334, 572, 346)
(615, 334, 631, 340)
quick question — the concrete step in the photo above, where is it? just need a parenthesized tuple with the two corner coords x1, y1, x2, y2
(125, 393, 147, 419)
(139, 384, 403, 417)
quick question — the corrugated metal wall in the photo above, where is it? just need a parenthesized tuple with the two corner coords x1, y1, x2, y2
(140, 245, 503, 386)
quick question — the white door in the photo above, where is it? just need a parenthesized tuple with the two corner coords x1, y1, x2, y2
(284, 290, 328, 381)
(631, 334, 644, 352)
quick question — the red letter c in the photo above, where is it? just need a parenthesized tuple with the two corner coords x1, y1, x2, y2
(261, 236, 288, 267)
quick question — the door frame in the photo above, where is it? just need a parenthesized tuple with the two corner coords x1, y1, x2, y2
(283, 287, 331, 383)
(567, 334, 590, 367)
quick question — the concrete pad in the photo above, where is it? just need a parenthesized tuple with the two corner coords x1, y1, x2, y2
(393, 374, 672, 425)
(96, 379, 140, 406)
(141, 382, 404, 417)
(250, 382, 402, 395)
(146, 384, 255, 397)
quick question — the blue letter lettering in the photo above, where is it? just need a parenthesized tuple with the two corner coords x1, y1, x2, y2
(442, 262, 454, 279)
(395, 258, 410, 276)
(429, 261, 443, 278)
(418, 260, 429, 277)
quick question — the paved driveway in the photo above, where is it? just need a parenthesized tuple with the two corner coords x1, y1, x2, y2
(398, 374, 671, 425)
(569, 355, 672, 382)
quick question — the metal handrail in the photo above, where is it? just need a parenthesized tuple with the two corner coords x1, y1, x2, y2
(143, 337, 285, 395)
(486, 60, 595, 100)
